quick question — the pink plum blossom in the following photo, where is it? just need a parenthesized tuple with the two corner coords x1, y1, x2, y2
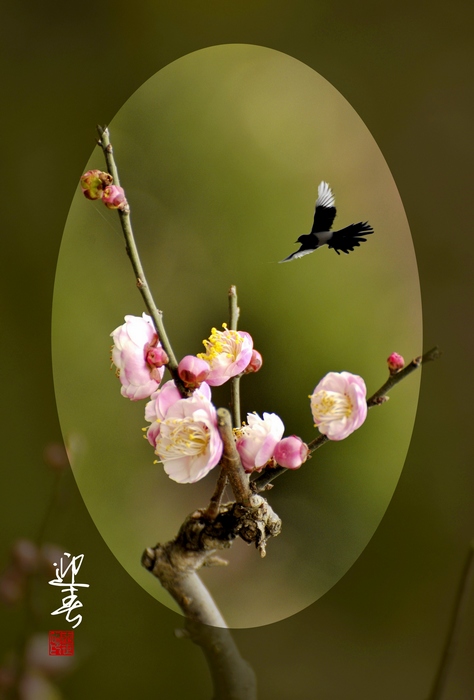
(197, 324, 253, 386)
(111, 313, 165, 400)
(144, 380, 212, 447)
(235, 412, 285, 473)
(310, 371, 367, 441)
(273, 436, 309, 469)
(178, 355, 210, 389)
(387, 352, 405, 374)
(144, 380, 183, 447)
(151, 391, 222, 483)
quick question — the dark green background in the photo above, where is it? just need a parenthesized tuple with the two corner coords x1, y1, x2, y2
(1, 1, 473, 698)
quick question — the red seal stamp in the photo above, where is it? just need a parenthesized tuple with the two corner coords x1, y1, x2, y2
(49, 630, 74, 656)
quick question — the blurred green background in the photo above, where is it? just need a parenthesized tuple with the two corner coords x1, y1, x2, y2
(53, 44, 421, 628)
(2, 1, 473, 699)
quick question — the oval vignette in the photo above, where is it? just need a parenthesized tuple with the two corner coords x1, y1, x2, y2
(52, 44, 422, 628)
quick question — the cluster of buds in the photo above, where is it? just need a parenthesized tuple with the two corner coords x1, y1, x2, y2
(80, 169, 127, 210)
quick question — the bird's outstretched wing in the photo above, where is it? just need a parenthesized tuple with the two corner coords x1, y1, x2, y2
(311, 181, 337, 233)
(328, 222, 374, 255)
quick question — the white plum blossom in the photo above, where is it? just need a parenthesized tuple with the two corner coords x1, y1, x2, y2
(111, 313, 165, 400)
(197, 324, 253, 386)
(310, 371, 367, 441)
(235, 412, 285, 473)
(147, 387, 221, 484)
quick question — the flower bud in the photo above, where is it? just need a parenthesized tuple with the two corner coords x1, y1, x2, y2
(243, 349, 263, 374)
(178, 355, 210, 389)
(80, 169, 112, 200)
(102, 184, 127, 210)
(273, 436, 309, 469)
(387, 352, 405, 374)
(146, 345, 169, 370)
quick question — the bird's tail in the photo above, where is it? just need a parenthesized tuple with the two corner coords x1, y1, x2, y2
(327, 222, 374, 255)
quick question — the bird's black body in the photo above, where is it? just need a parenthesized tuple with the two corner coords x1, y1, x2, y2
(279, 181, 373, 262)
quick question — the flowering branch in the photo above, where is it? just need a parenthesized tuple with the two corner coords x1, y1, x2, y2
(96, 126, 189, 395)
(253, 347, 441, 492)
(82, 125, 441, 700)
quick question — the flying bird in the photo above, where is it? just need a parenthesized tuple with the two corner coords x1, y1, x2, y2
(279, 181, 373, 263)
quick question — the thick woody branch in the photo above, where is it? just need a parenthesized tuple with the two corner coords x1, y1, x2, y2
(217, 408, 252, 506)
(142, 511, 257, 699)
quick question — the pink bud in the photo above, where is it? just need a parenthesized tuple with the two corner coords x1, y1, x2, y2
(273, 436, 309, 470)
(80, 169, 112, 200)
(244, 349, 263, 374)
(387, 352, 405, 374)
(178, 355, 210, 389)
(146, 345, 169, 369)
(102, 184, 127, 210)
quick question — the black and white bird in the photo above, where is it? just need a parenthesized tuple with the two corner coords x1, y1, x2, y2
(279, 181, 373, 263)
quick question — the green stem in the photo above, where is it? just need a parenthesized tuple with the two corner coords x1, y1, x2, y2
(228, 285, 241, 429)
(96, 126, 188, 395)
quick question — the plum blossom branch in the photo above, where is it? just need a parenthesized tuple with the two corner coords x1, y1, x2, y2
(96, 126, 187, 394)
(253, 346, 441, 492)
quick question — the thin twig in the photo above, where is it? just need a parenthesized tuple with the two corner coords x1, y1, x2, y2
(228, 285, 241, 429)
(426, 541, 474, 700)
(253, 346, 441, 492)
(96, 126, 189, 395)
(367, 346, 441, 407)
(228, 285, 240, 330)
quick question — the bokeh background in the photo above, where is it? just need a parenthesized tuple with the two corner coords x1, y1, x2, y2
(1, 1, 473, 698)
